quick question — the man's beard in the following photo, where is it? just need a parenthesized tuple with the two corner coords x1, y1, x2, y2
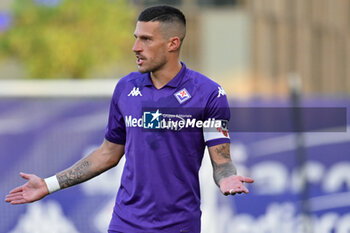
(138, 58, 167, 74)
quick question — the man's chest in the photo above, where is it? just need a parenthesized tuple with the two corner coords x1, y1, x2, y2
(121, 85, 205, 114)
(119, 84, 207, 131)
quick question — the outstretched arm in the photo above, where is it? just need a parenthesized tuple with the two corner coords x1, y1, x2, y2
(208, 143, 254, 195)
(5, 139, 124, 204)
(56, 139, 124, 189)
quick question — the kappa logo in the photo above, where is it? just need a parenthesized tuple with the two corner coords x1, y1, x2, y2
(217, 86, 226, 98)
(128, 87, 142, 97)
(174, 88, 191, 104)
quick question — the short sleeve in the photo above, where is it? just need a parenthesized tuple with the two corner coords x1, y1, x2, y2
(203, 86, 230, 147)
(105, 84, 126, 145)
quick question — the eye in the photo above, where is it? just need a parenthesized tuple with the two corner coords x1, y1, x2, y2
(140, 36, 151, 41)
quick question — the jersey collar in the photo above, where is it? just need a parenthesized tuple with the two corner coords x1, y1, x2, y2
(143, 62, 187, 88)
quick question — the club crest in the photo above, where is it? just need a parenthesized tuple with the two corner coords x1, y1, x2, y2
(174, 88, 191, 104)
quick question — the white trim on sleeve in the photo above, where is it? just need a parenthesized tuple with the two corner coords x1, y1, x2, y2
(203, 119, 230, 143)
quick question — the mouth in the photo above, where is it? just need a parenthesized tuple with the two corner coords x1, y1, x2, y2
(136, 56, 145, 66)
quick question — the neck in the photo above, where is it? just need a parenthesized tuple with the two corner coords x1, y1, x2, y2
(150, 60, 182, 89)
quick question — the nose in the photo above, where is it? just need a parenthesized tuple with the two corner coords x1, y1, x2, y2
(132, 39, 142, 53)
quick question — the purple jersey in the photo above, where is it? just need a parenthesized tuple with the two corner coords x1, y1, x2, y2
(105, 63, 230, 233)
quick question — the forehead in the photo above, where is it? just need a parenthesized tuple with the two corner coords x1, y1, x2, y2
(134, 21, 161, 36)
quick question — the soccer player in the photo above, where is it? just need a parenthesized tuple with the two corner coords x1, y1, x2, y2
(5, 5, 254, 233)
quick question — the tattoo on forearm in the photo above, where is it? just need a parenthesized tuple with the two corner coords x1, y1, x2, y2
(57, 160, 92, 189)
(214, 144, 231, 160)
(210, 143, 237, 186)
(212, 161, 237, 186)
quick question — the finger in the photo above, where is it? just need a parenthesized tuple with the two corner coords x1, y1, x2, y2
(6, 196, 23, 203)
(9, 186, 23, 194)
(223, 187, 241, 195)
(240, 177, 254, 183)
(223, 189, 231, 196)
(20, 172, 31, 180)
(228, 189, 236, 195)
(234, 185, 249, 194)
(7, 195, 24, 203)
(6, 193, 22, 199)
(241, 186, 249, 194)
(11, 199, 28, 205)
(229, 185, 249, 195)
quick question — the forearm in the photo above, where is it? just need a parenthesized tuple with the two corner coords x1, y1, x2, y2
(209, 143, 254, 195)
(56, 156, 98, 189)
(212, 160, 237, 187)
(56, 140, 124, 189)
(208, 143, 237, 186)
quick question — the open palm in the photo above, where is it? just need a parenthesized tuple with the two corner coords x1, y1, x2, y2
(219, 175, 254, 195)
(5, 172, 49, 204)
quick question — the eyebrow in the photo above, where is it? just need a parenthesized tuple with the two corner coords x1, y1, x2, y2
(134, 34, 153, 40)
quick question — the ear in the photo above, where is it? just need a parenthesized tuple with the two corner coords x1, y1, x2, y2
(167, 37, 181, 52)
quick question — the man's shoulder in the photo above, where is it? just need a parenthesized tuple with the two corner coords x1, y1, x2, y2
(118, 72, 147, 86)
(185, 68, 223, 92)
(113, 72, 148, 92)
(110, 72, 147, 99)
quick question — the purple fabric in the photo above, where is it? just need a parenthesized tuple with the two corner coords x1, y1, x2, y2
(105, 63, 230, 232)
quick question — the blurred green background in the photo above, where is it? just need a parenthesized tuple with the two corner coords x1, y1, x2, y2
(0, 0, 349, 96)
(0, 0, 136, 79)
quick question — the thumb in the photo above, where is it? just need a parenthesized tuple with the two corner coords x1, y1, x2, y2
(20, 172, 31, 180)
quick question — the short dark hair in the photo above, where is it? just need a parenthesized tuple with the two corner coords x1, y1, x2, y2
(138, 5, 186, 28)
